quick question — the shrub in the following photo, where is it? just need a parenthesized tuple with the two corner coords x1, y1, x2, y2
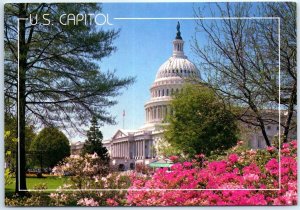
(49, 153, 131, 206)
(125, 140, 297, 206)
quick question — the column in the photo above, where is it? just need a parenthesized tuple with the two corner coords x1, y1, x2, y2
(122, 142, 124, 157)
(142, 140, 145, 159)
(121, 143, 123, 157)
(134, 142, 136, 159)
(120, 143, 122, 157)
(145, 108, 148, 122)
(123, 143, 125, 157)
(117, 143, 119, 157)
(138, 141, 141, 159)
(140, 141, 142, 159)
(127, 141, 129, 159)
(134, 141, 138, 159)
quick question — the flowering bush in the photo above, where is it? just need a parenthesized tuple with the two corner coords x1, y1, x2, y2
(52, 153, 109, 189)
(5, 184, 49, 206)
(49, 153, 131, 206)
(126, 140, 297, 206)
(6, 141, 297, 206)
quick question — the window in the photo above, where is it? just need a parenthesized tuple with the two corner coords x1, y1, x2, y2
(267, 125, 272, 130)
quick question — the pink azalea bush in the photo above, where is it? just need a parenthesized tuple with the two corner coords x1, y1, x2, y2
(125, 140, 297, 206)
(49, 153, 131, 206)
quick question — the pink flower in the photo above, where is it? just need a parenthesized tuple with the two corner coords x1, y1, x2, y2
(228, 154, 239, 164)
(267, 146, 276, 153)
(195, 154, 205, 159)
(243, 173, 259, 182)
(169, 155, 179, 162)
(124, 140, 297, 206)
(237, 140, 244, 146)
(77, 198, 99, 206)
(91, 152, 98, 159)
(265, 158, 279, 175)
(106, 198, 119, 206)
(183, 162, 193, 168)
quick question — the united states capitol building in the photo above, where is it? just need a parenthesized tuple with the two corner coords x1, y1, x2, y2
(96, 23, 296, 171)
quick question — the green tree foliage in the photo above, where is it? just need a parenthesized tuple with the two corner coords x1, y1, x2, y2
(82, 116, 109, 164)
(4, 3, 134, 193)
(30, 127, 70, 168)
(4, 114, 36, 170)
(164, 84, 239, 157)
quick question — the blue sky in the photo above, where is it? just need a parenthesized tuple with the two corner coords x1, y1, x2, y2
(80, 2, 266, 141)
(96, 3, 205, 141)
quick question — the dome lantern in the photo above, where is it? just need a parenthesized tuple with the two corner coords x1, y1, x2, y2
(173, 21, 186, 58)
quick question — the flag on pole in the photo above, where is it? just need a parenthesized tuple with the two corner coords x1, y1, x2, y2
(122, 110, 125, 129)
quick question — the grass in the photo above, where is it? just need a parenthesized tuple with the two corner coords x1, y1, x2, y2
(5, 176, 69, 195)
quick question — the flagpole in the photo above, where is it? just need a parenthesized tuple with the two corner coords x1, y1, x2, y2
(122, 110, 125, 129)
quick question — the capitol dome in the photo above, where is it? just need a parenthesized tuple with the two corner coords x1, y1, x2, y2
(155, 57, 200, 80)
(143, 22, 200, 128)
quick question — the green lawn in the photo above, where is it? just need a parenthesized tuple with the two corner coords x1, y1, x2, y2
(5, 176, 69, 194)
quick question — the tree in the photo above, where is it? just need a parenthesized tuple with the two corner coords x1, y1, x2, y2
(30, 127, 70, 168)
(4, 3, 134, 194)
(164, 84, 238, 157)
(81, 116, 109, 164)
(192, 2, 296, 146)
(4, 113, 36, 171)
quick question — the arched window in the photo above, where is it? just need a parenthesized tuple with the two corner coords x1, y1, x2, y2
(162, 89, 164, 96)
(166, 89, 169, 96)
(158, 90, 160, 97)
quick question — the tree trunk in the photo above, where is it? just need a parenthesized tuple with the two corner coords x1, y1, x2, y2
(15, 3, 28, 196)
(259, 121, 271, 147)
(283, 82, 297, 143)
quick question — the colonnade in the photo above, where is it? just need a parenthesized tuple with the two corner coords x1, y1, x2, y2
(145, 105, 170, 123)
(112, 140, 153, 159)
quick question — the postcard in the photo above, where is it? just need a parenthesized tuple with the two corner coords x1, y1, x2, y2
(4, 1, 297, 207)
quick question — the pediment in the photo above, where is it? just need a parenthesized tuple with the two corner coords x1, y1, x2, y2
(112, 130, 127, 140)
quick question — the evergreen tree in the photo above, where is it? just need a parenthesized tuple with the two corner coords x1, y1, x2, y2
(82, 116, 109, 164)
